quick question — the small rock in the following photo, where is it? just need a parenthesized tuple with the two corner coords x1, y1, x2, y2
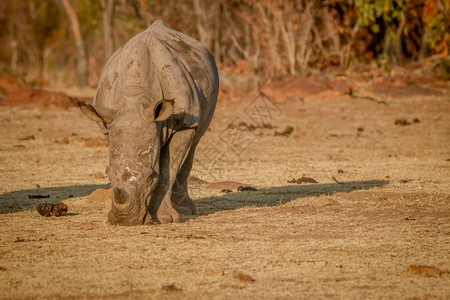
(237, 186, 257, 191)
(312, 199, 338, 208)
(35, 184, 41, 189)
(357, 127, 364, 132)
(413, 118, 420, 123)
(232, 269, 255, 283)
(161, 284, 181, 292)
(337, 169, 344, 174)
(221, 189, 233, 193)
(93, 172, 104, 179)
(407, 265, 445, 276)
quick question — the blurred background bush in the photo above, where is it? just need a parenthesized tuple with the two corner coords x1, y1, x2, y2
(0, 0, 448, 91)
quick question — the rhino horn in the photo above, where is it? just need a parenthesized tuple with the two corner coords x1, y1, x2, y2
(113, 187, 128, 205)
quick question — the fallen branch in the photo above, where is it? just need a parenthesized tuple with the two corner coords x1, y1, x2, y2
(332, 176, 343, 184)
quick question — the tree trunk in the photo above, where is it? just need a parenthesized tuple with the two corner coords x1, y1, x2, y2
(100, 0, 115, 62)
(8, 22, 18, 73)
(61, 0, 88, 87)
(193, 0, 214, 50)
(419, 28, 429, 60)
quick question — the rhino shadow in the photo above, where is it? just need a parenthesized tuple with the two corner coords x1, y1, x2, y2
(194, 180, 388, 217)
(0, 180, 387, 219)
(0, 184, 110, 214)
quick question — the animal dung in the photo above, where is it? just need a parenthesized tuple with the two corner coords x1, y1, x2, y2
(36, 202, 68, 217)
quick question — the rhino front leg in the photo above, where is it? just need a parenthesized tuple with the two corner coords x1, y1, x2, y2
(171, 144, 197, 215)
(147, 129, 195, 224)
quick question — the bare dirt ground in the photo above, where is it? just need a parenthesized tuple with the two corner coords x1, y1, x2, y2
(0, 74, 449, 299)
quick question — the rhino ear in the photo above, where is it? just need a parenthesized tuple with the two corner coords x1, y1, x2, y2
(153, 99, 174, 121)
(78, 102, 104, 122)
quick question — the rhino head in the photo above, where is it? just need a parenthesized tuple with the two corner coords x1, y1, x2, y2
(78, 34, 182, 225)
(80, 98, 173, 225)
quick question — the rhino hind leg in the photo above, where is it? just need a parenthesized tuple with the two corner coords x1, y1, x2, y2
(171, 144, 197, 216)
(147, 129, 195, 224)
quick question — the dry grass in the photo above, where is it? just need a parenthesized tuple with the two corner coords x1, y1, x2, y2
(0, 93, 449, 299)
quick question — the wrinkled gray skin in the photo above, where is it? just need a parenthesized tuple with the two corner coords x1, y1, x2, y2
(78, 20, 218, 225)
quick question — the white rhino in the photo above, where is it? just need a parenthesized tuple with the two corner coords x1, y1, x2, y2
(78, 20, 218, 225)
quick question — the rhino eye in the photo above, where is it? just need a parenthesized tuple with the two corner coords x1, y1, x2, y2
(97, 121, 109, 135)
(154, 103, 162, 119)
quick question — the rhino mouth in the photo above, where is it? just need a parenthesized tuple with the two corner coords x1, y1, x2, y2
(108, 184, 154, 225)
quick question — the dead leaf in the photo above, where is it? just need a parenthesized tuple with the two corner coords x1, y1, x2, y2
(93, 172, 104, 179)
(407, 265, 445, 276)
(84, 138, 107, 147)
(232, 269, 255, 283)
(313, 199, 339, 208)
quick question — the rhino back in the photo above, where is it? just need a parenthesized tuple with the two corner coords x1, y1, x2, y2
(93, 20, 218, 135)
(146, 20, 219, 105)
